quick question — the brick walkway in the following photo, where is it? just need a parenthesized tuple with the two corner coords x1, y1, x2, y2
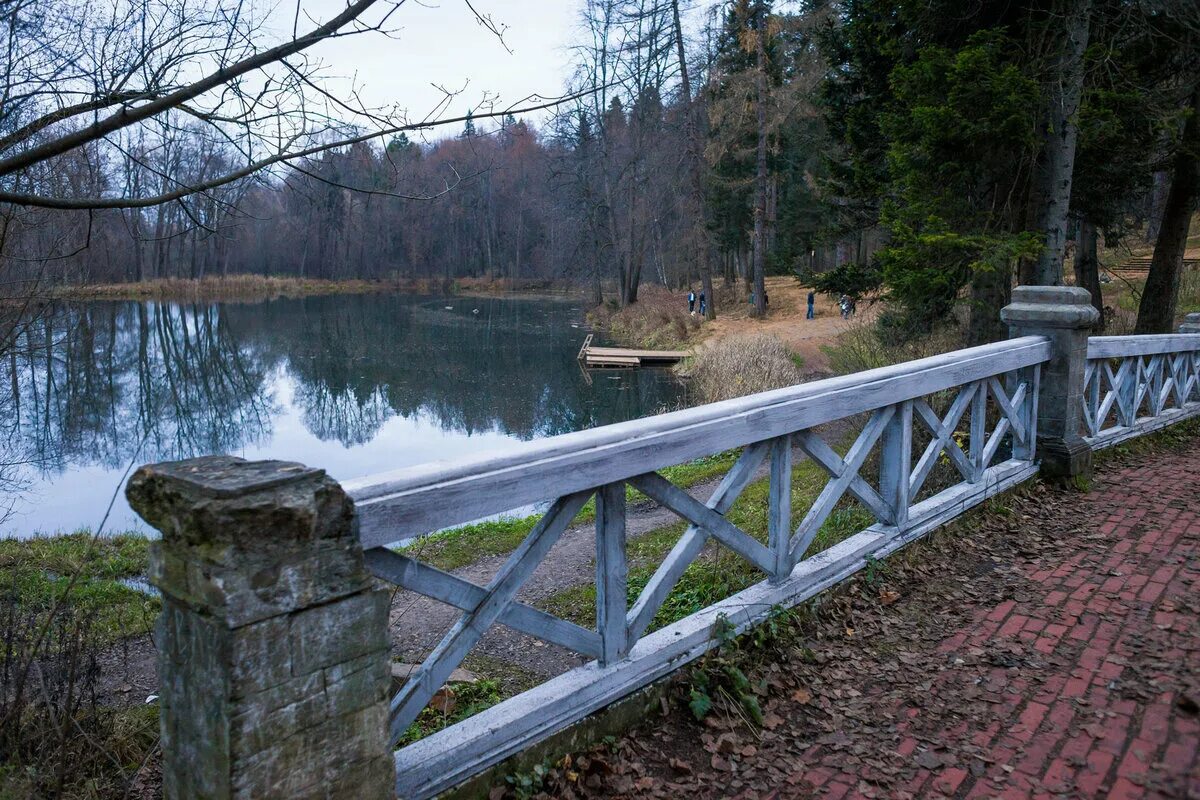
(772, 450, 1200, 799)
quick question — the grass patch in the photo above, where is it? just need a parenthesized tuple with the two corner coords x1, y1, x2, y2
(396, 678, 506, 748)
(0, 531, 158, 799)
(399, 450, 743, 572)
(0, 531, 157, 644)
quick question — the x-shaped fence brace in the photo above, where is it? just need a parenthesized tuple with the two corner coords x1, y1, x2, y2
(366, 369, 1036, 746)
(1083, 351, 1200, 438)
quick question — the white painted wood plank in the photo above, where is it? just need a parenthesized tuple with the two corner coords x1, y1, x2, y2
(980, 416, 1011, 473)
(628, 472, 774, 574)
(1087, 334, 1200, 359)
(349, 337, 1051, 545)
(364, 548, 602, 659)
(880, 400, 912, 530)
(388, 491, 592, 743)
(769, 435, 793, 580)
(595, 483, 628, 665)
(791, 409, 894, 562)
(624, 442, 769, 642)
(1086, 402, 1200, 450)
(987, 377, 1027, 444)
(970, 380, 987, 482)
(909, 388, 975, 496)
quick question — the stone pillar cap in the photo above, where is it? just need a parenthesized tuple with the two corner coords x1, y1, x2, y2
(1001, 285, 1099, 329)
(130, 454, 325, 499)
(1180, 312, 1200, 333)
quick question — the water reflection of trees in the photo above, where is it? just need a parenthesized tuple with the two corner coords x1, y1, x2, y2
(1, 302, 275, 474)
(226, 295, 683, 446)
(0, 295, 683, 482)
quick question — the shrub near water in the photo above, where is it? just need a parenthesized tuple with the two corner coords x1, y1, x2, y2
(587, 285, 701, 349)
(680, 334, 804, 403)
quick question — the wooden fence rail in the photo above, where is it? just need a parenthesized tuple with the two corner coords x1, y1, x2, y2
(345, 337, 1051, 797)
(1082, 334, 1200, 450)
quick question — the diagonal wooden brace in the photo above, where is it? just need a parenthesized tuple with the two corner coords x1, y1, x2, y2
(387, 490, 592, 744)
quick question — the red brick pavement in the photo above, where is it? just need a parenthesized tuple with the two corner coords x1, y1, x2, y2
(771, 451, 1200, 799)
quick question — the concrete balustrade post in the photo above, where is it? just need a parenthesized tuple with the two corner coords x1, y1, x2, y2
(1001, 286, 1099, 479)
(1180, 312, 1200, 334)
(126, 455, 394, 799)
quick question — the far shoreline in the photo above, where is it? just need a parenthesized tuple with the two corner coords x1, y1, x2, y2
(50, 274, 589, 304)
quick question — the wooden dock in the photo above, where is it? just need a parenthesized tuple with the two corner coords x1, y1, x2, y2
(576, 334, 689, 368)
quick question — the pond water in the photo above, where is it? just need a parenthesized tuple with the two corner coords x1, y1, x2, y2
(0, 294, 685, 537)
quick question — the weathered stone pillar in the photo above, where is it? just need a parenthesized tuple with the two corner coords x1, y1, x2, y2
(1180, 312, 1200, 334)
(126, 456, 394, 799)
(1001, 286, 1099, 478)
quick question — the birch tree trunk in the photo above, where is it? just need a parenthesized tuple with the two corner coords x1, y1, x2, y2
(672, 0, 716, 320)
(1030, 0, 1091, 286)
(751, 0, 768, 317)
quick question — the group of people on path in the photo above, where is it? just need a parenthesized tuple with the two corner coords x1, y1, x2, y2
(685, 287, 856, 320)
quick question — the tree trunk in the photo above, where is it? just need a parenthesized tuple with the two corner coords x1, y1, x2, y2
(1073, 218, 1104, 330)
(1136, 84, 1200, 334)
(968, 264, 1011, 346)
(751, 0, 768, 317)
(671, 0, 716, 321)
(1031, 0, 1091, 286)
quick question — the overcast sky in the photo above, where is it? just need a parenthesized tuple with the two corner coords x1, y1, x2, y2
(295, 0, 585, 140)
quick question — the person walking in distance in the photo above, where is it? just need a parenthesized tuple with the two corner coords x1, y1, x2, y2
(699, 290, 707, 317)
(687, 288, 696, 315)
(806, 290, 815, 320)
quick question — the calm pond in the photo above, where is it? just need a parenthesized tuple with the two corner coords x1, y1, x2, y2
(0, 294, 685, 537)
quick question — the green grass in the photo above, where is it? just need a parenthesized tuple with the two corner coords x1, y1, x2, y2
(0, 531, 157, 643)
(538, 456, 874, 633)
(396, 678, 505, 748)
(399, 450, 744, 572)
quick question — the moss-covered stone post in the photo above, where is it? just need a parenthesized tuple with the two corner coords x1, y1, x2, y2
(1001, 285, 1100, 479)
(126, 456, 394, 799)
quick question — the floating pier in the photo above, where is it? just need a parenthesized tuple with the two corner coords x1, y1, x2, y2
(576, 334, 689, 368)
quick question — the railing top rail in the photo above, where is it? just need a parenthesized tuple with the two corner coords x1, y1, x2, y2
(346, 335, 1050, 546)
(1088, 333, 1200, 359)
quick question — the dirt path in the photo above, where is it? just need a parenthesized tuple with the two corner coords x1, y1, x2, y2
(693, 276, 874, 374)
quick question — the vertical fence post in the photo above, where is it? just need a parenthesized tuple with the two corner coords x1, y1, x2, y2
(1014, 364, 1041, 462)
(126, 456, 394, 799)
(879, 401, 912, 531)
(1001, 286, 1099, 479)
(595, 482, 628, 664)
(969, 381, 987, 481)
(768, 435, 793, 581)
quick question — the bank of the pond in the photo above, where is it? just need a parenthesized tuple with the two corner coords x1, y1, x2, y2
(588, 277, 868, 376)
(50, 275, 586, 303)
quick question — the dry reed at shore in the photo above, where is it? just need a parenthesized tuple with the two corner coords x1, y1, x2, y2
(679, 333, 804, 402)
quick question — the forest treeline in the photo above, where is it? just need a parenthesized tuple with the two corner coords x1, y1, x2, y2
(2, 0, 1199, 339)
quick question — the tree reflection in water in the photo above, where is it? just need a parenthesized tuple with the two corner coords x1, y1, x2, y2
(0, 295, 683, 535)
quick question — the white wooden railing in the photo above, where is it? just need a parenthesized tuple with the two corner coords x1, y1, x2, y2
(1082, 334, 1200, 450)
(344, 336, 1053, 798)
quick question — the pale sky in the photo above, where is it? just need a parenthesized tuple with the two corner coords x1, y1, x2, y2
(294, 1, 585, 138)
